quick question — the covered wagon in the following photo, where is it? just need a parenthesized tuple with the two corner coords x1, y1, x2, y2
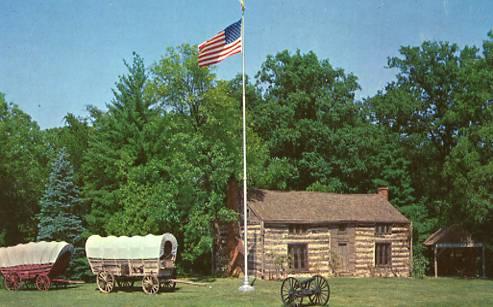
(0, 241, 74, 291)
(85, 233, 178, 294)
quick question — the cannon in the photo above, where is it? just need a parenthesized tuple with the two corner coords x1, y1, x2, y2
(280, 275, 330, 306)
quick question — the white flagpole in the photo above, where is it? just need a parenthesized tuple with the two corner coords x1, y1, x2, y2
(239, 0, 254, 293)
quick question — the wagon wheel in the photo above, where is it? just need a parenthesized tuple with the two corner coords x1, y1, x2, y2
(96, 271, 115, 293)
(308, 275, 330, 306)
(4, 273, 21, 291)
(160, 279, 176, 292)
(280, 277, 302, 306)
(142, 275, 160, 295)
(35, 274, 51, 291)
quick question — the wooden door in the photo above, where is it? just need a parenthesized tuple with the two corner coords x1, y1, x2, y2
(337, 242, 349, 271)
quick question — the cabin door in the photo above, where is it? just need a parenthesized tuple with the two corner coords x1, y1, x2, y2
(337, 242, 349, 271)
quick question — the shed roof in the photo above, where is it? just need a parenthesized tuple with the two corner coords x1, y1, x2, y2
(247, 189, 409, 224)
(424, 225, 479, 246)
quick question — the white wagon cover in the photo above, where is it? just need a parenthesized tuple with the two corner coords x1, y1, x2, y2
(0, 241, 73, 268)
(85, 233, 178, 260)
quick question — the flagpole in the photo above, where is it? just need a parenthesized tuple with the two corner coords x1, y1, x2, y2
(239, 0, 254, 293)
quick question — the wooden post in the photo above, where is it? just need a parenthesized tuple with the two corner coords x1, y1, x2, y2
(260, 221, 265, 279)
(482, 244, 486, 278)
(410, 222, 413, 276)
(434, 245, 438, 278)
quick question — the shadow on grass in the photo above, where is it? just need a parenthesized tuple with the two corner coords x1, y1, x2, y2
(114, 286, 182, 294)
(189, 276, 216, 283)
(12, 284, 81, 292)
(90, 285, 182, 294)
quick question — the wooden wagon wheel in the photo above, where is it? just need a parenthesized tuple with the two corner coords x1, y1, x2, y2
(308, 275, 330, 306)
(35, 274, 51, 291)
(142, 275, 160, 295)
(4, 273, 21, 291)
(160, 279, 176, 292)
(96, 271, 115, 293)
(280, 277, 302, 306)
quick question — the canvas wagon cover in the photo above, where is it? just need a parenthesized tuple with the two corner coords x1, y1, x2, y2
(0, 241, 73, 268)
(85, 233, 178, 260)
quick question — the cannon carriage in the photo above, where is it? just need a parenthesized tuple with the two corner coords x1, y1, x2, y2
(280, 275, 330, 306)
(85, 233, 178, 294)
(0, 241, 75, 291)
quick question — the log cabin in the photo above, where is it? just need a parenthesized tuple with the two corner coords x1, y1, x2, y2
(218, 186, 412, 279)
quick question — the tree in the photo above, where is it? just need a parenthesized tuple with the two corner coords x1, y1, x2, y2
(149, 44, 215, 128)
(0, 92, 47, 245)
(43, 113, 91, 176)
(367, 31, 493, 227)
(37, 148, 85, 244)
(252, 50, 414, 205)
(82, 52, 157, 234)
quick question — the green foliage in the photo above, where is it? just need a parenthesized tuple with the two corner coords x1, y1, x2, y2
(80, 46, 263, 270)
(43, 114, 91, 178)
(367, 32, 493, 245)
(412, 244, 429, 279)
(252, 50, 415, 210)
(149, 44, 215, 127)
(0, 93, 47, 245)
(82, 52, 156, 235)
(37, 148, 85, 244)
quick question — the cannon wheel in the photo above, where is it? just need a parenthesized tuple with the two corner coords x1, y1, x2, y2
(160, 279, 176, 292)
(280, 277, 302, 306)
(4, 273, 21, 291)
(35, 274, 51, 291)
(96, 271, 115, 293)
(142, 275, 160, 295)
(308, 275, 330, 306)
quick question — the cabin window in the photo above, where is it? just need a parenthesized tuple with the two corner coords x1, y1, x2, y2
(375, 242, 391, 266)
(375, 224, 392, 235)
(288, 244, 308, 272)
(289, 224, 306, 234)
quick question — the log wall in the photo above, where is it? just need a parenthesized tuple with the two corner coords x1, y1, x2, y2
(244, 222, 411, 279)
(354, 223, 411, 277)
(245, 224, 331, 279)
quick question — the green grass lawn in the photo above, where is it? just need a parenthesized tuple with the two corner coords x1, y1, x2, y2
(0, 277, 492, 307)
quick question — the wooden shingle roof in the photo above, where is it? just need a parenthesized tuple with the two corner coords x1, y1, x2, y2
(248, 189, 410, 224)
(423, 224, 479, 246)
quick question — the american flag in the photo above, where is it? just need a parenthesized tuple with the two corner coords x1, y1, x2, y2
(198, 20, 242, 67)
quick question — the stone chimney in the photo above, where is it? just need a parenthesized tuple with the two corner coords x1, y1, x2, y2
(377, 187, 389, 200)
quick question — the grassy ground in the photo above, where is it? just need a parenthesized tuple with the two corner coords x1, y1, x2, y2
(0, 277, 492, 306)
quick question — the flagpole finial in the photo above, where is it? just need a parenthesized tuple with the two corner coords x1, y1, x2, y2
(240, 0, 245, 12)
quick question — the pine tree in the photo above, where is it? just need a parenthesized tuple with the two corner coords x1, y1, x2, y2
(37, 148, 85, 244)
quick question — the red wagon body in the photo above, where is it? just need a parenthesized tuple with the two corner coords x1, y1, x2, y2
(0, 241, 74, 291)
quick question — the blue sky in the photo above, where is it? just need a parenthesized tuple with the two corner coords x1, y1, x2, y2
(1, 0, 492, 129)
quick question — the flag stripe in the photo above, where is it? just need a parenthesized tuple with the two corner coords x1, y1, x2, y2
(199, 48, 241, 66)
(198, 41, 242, 64)
(199, 38, 227, 54)
(199, 33, 225, 50)
(199, 49, 242, 67)
(199, 47, 242, 67)
(198, 19, 242, 67)
(199, 39, 242, 60)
